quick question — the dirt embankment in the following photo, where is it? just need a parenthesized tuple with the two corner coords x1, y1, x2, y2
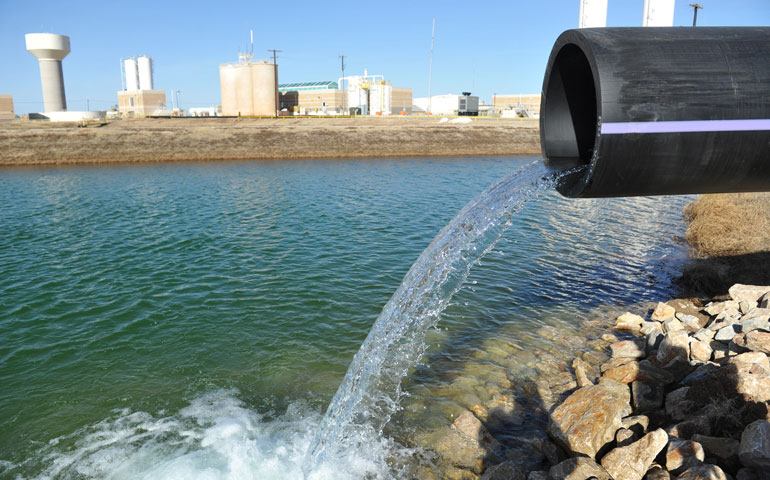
(681, 193, 770, 297)
(0, 117, 541, 166)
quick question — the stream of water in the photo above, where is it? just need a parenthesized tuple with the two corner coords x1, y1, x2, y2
(307, 162, 576, 475)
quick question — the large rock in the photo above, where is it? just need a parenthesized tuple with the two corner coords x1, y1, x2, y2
(691, 434, 739, 466)
(453, 410, 501, 452)
(632, 381, 664, 411)
(549, 457, 611, 480)
(652, 302, 676, 322)
(739, 420, 770, 470)
(600, 429, 668, 480)
(479, 461, 525, 480)
(611, 339, 647, 359)
(657, 330, 690, 364)
(616, 312, 646, 333)
(745, 331, 770, 354)
(676, 464, 728, 480)
(573, 357, 593, 387)
(690, 338, 714, 363)
(666, 387, 694, 421)
(433, 410, 502, 474)
(548, 380, 631, 458)
(730, 284, 770, 304)
(666, 437, 705, 474)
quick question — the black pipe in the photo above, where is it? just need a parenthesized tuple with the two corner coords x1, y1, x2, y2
(540, 27, 770, 198)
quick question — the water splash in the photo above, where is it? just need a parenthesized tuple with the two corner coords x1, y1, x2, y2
(307, 161, 580, 472)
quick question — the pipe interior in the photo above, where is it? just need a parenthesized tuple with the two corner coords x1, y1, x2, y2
(543, 44, 597, 168)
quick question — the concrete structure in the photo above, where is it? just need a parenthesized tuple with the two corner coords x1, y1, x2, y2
(219, 60, 277, 116)
(492, 94, 541, 117)
(118, 90, 167, 116)
(137, 56, 153, 90)
(0, 95, 14, 121)
(643, 0, 675, 26)
(25, 33, 70, 112)
(578, 0, 608, 28)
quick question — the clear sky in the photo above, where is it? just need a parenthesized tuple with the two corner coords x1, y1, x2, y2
(1, 0, 768, 113)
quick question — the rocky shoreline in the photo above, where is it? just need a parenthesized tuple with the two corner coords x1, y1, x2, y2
(427, 284, 770, 480)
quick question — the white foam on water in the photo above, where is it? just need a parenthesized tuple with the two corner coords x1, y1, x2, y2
(11, 390, 411, 480)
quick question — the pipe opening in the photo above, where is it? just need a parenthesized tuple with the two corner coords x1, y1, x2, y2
(543, 44, 597, 169)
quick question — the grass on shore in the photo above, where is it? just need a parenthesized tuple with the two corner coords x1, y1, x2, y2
(680, 192, 770, 297)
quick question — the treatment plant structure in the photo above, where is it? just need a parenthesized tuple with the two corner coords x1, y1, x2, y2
(25, 33, 105, 122)
(118, 56, 167, 116)
(219, 53, 278, 117)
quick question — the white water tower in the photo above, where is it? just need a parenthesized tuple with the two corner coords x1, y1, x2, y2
(578, 0, 608, 28)
(643, 0, 675, 26)
(137, 56, 153, 90)
(25, 33, 70, 112)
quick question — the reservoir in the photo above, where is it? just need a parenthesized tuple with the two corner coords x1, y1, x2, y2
(0, 156, 690, 478)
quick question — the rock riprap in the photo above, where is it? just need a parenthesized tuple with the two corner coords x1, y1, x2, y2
(416, 284, 770, 479)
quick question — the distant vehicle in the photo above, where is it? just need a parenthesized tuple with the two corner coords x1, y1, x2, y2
(457, 92, 479, 116)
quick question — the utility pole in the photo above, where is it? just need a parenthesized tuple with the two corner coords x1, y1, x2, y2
(339, 55, 346, 115)
(268, 49, 282, 116)
(428, 18, 435, 115)
(689, 3, 703, 26)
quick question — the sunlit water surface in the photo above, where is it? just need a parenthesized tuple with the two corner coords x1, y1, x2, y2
(0, 157, 690, 478)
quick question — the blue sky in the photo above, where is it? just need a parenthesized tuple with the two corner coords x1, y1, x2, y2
(1, 0, 768, 113)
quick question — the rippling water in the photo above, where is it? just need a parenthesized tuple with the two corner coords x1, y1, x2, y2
(0, 157, 691, 478)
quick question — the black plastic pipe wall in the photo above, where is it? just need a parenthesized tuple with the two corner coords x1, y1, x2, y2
(540, 27, 770, 198)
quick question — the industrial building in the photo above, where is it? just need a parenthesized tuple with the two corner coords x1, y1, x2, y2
(219, 55, 278, 117)
(278, 72, 412, 115)
(0, 95, 14, 121)
(118, 56, 167, 116)
(278, 81, 342, 114)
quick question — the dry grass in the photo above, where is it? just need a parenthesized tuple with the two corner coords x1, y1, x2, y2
(0, 117, 541, 166)
(685, 193, 770, 257)
(680, 193, 770, 297)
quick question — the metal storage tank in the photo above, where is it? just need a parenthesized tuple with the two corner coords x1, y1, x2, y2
(219, 61, 277, 116)
(137, 56, 153, 90)
(125, 58, 139, 91)
(643, 0, 675, 26)
(578, 0, 608, 28)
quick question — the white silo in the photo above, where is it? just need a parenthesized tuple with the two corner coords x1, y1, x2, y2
(137, 56, 153, 90)
(578, 0, 608, 28)
(25, 33, 70, 112)
(643, 0, 675, 26)
(125, 58, 139, 91)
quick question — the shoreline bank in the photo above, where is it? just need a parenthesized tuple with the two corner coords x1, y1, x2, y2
(0, 117, 540, 166)
(426, 286, 770, 480)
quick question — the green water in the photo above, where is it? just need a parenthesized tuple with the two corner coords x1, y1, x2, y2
(0, 157, 690, 478)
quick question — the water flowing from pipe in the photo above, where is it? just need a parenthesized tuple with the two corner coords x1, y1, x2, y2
(307, 161, 581, 474)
